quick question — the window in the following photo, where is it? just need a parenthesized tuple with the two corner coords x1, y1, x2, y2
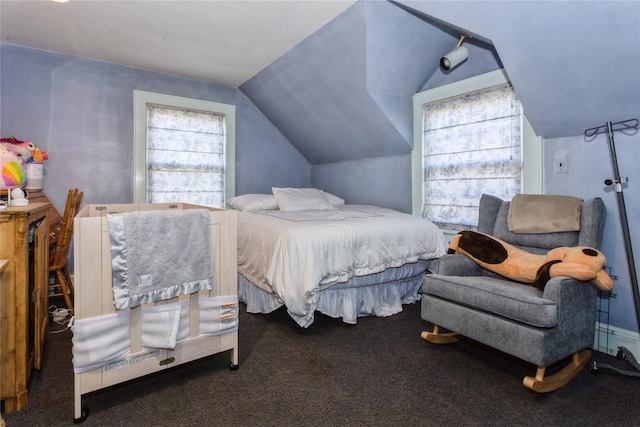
(412, 69, 541, 234)
(133, 91, 235, 207)
(423, 82, 521, 230)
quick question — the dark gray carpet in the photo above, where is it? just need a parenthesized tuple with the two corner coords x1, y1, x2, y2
(4, 302, 640, 426)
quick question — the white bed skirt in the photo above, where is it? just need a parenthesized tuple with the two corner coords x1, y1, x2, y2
(238, 260, 430, 325)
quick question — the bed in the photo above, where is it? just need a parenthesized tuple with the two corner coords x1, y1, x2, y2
(230, 188, 449, 327)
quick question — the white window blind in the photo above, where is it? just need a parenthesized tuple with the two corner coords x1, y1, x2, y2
(146, 104, 225, 207)
(422, 83, 522, 230)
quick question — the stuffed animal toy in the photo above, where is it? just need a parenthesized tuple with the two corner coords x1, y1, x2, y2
(1, 144, 26, 190)
(0, 137, 48, 164)
(1, 138, 32, 163)
(448, 230, 614, 291)
(18, 140, 48, 163)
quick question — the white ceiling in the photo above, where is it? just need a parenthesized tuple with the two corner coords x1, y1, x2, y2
(0, 0, 357, 87)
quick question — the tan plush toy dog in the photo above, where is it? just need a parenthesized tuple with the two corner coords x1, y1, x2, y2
(448, 230, 614, 291)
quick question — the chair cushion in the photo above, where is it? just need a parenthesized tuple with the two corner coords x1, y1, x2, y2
(422, 274, 557, 328)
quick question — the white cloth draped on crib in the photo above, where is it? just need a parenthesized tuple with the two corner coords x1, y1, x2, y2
(107, 209, 213, 309)
(141, 300, 190, 350)
(71, 311, 131, 373)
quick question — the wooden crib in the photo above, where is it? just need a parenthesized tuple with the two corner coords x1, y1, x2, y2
(72, 203, 238, 422)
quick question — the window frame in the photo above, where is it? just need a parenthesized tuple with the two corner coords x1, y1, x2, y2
(411, 69, 541, 218)
(133, 90, 236, 204)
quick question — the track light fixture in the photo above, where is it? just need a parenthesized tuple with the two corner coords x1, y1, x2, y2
(440, 34, 468, 71)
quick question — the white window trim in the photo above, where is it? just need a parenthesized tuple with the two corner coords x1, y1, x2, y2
(133, 90, 236, 204)
(411, 69, 542, 217)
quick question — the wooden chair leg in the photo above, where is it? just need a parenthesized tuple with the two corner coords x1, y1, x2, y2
(56, 268, 74, 311)
(522, 349, 591, 393)
(63, 268, 75, 297)
(421, 324, 460, 344)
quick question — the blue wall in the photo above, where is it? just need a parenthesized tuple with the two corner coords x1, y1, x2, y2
(0, 44, 311, 213)
(544, 131, 640, 334)
(312, 154, 412, 213)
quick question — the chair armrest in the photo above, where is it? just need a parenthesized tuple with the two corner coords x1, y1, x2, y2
(542, 276, 598, 317)
(542, 276, 591, 302)
(541, 276, 598, 349)
(436, 254, 485, 276)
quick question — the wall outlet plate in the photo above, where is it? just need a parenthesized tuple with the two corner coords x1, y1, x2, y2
(554, 156, 568, 173)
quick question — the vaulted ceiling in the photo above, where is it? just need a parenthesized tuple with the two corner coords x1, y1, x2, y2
(240, 1, 502, 164)
(2, 1, 639, 165)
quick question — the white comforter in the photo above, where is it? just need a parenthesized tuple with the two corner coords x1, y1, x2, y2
(237, 205, 449, 327)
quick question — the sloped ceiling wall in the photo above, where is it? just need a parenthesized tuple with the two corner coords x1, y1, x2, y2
(242, 0, 639, 166)
(399, 0, 640, 139)
(241, 1, 502, 165)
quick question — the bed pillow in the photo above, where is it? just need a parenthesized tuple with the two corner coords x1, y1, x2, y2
(322, 191, 345, 207)
(226, 194, 279, 211)
(272, 187, 336, 212)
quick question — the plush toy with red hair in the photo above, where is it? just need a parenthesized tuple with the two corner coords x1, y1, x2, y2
(0, 137, 48, 164)
(448, 230, 613, 291)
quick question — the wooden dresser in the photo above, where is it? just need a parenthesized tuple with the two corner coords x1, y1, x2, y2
(1, 190, 61, 246)
(0, 203, 50, 413)
(0, 259, 8, 425)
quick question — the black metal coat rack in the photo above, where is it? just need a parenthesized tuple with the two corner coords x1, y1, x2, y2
(584, 118, 639, 327)
(584, 118, 639, 376)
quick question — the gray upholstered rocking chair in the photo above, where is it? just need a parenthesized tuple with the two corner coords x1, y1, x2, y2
(421, 194, 607, 392)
